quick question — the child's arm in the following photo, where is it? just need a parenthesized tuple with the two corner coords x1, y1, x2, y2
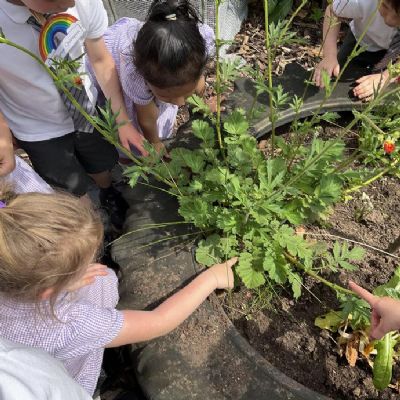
(0, 111, 16, 177)
(85, 37, 147, 156)
(136, 102, 165, 153)
(349, 281, 400, 339)
(106, 258, 237, 347)
(313, 5, 342, 88)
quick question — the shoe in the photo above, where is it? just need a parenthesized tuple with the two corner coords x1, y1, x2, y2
(99, 186, 129, 232)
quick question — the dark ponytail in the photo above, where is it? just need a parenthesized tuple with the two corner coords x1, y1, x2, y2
(134, 0, 208, 88)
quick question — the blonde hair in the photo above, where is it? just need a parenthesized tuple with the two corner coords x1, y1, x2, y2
(0, 183, 103, 307)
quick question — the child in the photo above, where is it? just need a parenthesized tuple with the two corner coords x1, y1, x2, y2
(0, 185, 237, 395)
(313, 0, 400, 100)
(89, 0, 215, 153)
(0, 0, 146, 230)
(0, 337, 91, 400)
(349, 281, 400, 340)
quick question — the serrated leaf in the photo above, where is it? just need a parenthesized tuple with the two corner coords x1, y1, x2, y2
(196, 234, 222, 266)
(236, 252, 266, 289)
(175, 148, 205, 174)
(288, 271, 302, 299)
(187, 94, 212, 116)
(374, 267, 400, 297)
(339, 260, 358, 271)
(191, 119, 215, 146)
(224, 110, 249, 135)
(347, 246, 365, 261)
(263, 254, 287, 284)
(179, 197, 210, 227)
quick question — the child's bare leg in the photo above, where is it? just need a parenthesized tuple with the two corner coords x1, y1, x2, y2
(89, 170, 112, 189)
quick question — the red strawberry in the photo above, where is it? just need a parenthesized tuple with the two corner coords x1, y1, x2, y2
(72, 76, 83, 86)
(383, 139, 396, 154)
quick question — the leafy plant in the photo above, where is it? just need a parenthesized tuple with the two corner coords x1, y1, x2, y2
(316, 267, 400, 390)
(309, 5, 324, 24)
(267, 0, 293, 23)
(3, 0, 400, 393)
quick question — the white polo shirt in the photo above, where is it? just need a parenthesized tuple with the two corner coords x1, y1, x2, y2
(333, 0, 397, 51)
(0, 337, 92, 400)
(0, 0, 108, 141)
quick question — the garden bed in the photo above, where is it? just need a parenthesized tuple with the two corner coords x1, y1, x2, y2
(220, 119, 400, 399)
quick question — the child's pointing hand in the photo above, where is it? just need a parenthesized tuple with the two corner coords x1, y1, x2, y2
(349, 280, 400, 340)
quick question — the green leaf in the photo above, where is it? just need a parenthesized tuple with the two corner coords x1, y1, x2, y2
(224, 110, 249, 136)
(187, 94, 212, 117)
(373, 333, 397, 390)
(374, 267, 400, 298)
(236, 252, 266, 289)
(347, 246, 366, 261)
(288, 271, 302, 299)
(191, 120, 215, 146)
(315, 176, 342, 206)
(179, 197, 211, 227)
(339, 295, 370, 330)
(315, 311, 343, 331)
(175, 148, 205, 174)
(196, 234, 223, 266)
(263, 253, 287, 284)
(269, 0, 293, 22)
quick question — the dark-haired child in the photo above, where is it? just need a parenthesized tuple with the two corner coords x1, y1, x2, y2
(313, 0, 400, 100)
(89, 0, 215, 153)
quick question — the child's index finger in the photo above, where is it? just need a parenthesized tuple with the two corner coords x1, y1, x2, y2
(224, 257, 238, 267)
(349, 281, 377, 306)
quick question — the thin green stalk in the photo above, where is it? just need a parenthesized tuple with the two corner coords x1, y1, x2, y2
(263, 0, 275, 153)
(136, 181, 178, 197)
(345, 158, 399, 194)
(111, 220, 191, 245)
(285, 0, 384, 168)
(284, 252, 354, 296)
(215, 0, 223, 150)
(268, 81, 400, 204)
(0, 36, 177, 188)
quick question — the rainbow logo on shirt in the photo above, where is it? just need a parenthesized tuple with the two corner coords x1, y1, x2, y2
(39, 13, 78, 61)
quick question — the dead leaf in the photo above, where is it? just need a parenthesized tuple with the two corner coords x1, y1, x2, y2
(345, 339, 358, 367)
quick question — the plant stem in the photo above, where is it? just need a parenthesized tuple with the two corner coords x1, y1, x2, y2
(0, 37, 176, 188)
(263, 0, 275, 153)
(215, 0, 223, 150)
(344, 158, 399, 194)
(284, 252, 354, 296)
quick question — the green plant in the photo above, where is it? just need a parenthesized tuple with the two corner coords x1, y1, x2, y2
(3, 0, 400, 393)
(309, 5, 324, 24)
(315, 268, 400, 390)
(267, 0, 293, 23)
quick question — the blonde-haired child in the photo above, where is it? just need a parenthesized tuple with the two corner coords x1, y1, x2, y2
(0, 186, 236, 395)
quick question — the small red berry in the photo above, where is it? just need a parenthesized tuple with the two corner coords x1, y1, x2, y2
(383, 139, 396, 154)
(72, 76, 83, 86)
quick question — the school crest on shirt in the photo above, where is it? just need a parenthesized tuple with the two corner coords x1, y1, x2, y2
(39, 13, 86, 65)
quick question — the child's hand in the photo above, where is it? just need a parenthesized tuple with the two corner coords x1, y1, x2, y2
(313, 56, 340, 88)
(118, 124, 148, 156)
(66, 263, 109, 292)
(208, 257, 238, 289)
(349, 281, 400, 340)
(352, 72, 389, 101)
